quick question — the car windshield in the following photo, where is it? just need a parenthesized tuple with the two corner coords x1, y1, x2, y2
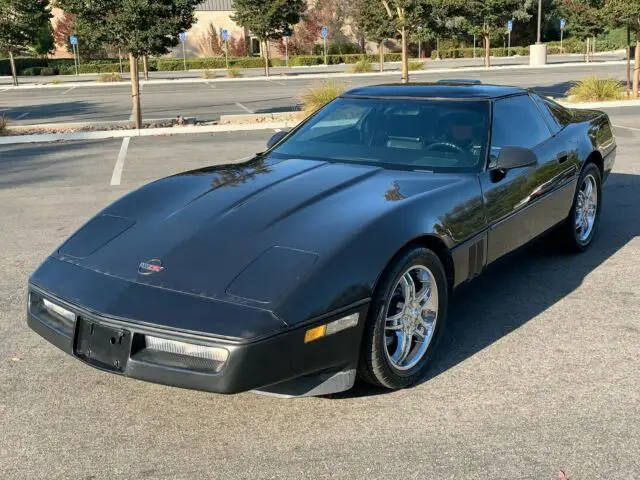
(273, 97, 490, 172)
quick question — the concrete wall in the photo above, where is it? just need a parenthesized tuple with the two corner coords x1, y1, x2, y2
(182, 10, 247, 56)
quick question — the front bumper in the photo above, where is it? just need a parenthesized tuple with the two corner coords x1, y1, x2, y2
(27, 285, 368, 396)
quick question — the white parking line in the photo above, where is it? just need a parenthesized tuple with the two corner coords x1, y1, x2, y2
(235, 102, 254, 114)
(613, 124, 640, 133)
(206, 82, 215, 88)
(61, 86, 76, 95)
(110, 137, 131, 186)
(267, 79, 287, 86)
(16, 112, 29, 120)
(0, 88, 8, 93)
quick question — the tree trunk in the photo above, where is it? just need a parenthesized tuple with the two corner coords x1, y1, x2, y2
(263, 39, 270, 77)
(484, 34, 491, 68)
(400, 25, 409, 84)
(142, 55, 149, 81)
(379, 40, 384, 72)
(129, 54, 142, 130)
(8, 50, 18, 87)
(627, 46, 632, 94)
(626, 27, 631, 93)
(633, 30, 640, 99)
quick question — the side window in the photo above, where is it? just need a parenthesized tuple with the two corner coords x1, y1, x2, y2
(530, 93, 561, 135)
(491, 95, 552, 154)
(543, 97, 573, 127)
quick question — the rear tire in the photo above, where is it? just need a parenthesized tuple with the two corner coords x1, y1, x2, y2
(358, 247, 448, 389)
(560, 163, 602, 252)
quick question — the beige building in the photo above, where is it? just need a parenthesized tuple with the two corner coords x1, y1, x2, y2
(51, 0, 365, 60)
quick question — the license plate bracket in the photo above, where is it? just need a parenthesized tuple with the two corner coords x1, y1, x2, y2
(75, 318, 130, 372)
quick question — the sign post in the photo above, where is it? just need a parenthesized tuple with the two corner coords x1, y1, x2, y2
(70, 35, 79, 75)
(178, 32, 187, 71)
(507, 20, 513, 57)
(221, 29, 230, 70)
(321, 26, 328, 66)
(473, 34, 476, 59)
(560, 19, 566, 54)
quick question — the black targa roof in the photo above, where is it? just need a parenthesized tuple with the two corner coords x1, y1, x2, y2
(342, 83, 527, 100)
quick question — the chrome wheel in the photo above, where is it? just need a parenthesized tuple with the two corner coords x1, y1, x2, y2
(575, 174, 598, 242)
(383, 265, 438, 371)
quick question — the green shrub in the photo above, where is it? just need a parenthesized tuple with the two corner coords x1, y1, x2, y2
(349, 59, 373, 73)
(568, 77, 626, 102)
(408, 60, 425, 71)
(291, 55, 323, 66)
(229, 57, 267, 68)
(0, 57, 48, 75)
(300, 80, 345, 116)
(22, 67, 41, 76)
(40, 67, 57, 76)
(201, 69, 216, 79)
(314, 41, 360, 56)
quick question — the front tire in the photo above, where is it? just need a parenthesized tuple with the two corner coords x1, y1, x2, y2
(561, 163, 602, 252)
(358, 247, 448, 389)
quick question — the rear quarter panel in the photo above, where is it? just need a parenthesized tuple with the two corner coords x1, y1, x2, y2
(571, 109, 616, 179)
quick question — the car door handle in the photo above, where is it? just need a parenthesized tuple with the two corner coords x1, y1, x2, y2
(557, 152, 569, 163)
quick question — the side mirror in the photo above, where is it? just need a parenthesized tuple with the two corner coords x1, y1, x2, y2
(266, 130, 288, 149)
(492, 146, 538, 171)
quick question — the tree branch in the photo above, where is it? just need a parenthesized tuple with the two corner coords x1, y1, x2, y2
(381, 0, 393, 19)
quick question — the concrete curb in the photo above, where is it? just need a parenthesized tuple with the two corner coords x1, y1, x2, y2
(558, 99, 640, 109)
(2, 59, 631, 90)
(0, 121, 296, 145)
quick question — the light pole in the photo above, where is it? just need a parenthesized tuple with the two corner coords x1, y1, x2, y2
(530, 0, 547, 65)
(536, 0, 542, 44)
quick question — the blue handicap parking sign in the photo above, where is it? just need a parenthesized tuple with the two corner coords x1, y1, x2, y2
(321, 27, 328, 39)
(178, 32, 187, 42)
(507, 20, 513, 32)
(70, 35, 78, 45)
(560, 19, 566, 29)
(221, 29, 229, 42)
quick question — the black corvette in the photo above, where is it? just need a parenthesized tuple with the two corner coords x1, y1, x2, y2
(28, 83, 616, 397)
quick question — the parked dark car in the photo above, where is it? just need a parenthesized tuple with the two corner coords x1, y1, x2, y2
(27, 83, 616, 397)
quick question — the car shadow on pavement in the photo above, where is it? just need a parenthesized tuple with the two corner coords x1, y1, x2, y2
(530, 81, 577, 98)
(4, 101, 98, 123)
(334, 172, 640, 399)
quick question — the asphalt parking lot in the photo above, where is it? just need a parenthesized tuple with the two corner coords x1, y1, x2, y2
(1, 108, 639, 479)
(0, 61, 630, 126)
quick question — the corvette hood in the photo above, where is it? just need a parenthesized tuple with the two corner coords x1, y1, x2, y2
(51, 156, 462, 308)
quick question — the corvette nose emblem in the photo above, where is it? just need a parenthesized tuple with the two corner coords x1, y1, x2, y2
(138, 259, 164, 275)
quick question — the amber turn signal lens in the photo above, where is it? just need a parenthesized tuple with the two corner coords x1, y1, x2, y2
(304, 325, 327, 343)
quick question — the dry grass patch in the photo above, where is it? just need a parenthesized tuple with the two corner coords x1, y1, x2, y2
(97, 72, 123, 83)
(349, 58, 373, 73)
(299, 80, 346, 118)
(568, 77, 626, 102)
(0, 114, 9, 136)
(227, 67, 243, 78)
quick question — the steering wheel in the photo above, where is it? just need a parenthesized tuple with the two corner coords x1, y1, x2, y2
(424, 142, 466, 155)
